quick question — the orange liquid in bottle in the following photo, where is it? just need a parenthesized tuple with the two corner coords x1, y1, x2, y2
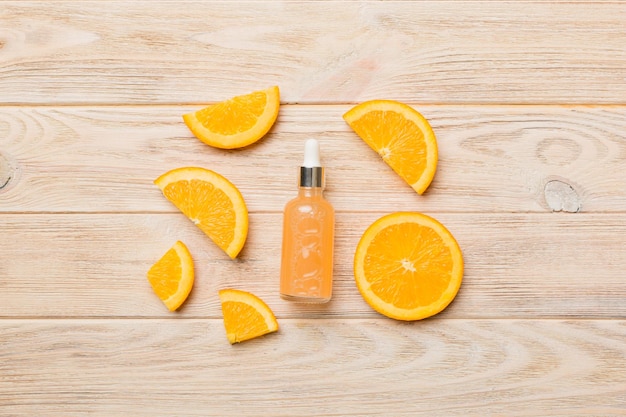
(280, 139, 334, 303)
(280, 187, 334, 302)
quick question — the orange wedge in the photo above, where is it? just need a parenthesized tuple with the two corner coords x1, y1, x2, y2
(219, 289, 279, 344)
(147, 241, 194, 311)
(354, 212, 463, 321)
(343, 100, 438, 194)
(154, 167, 248, 259)
(183, 86, 280, 149)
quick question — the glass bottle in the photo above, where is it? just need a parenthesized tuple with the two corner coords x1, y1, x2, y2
(280, 139, 335, 303)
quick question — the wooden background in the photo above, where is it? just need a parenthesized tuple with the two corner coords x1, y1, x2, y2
(1, 1, 626, 415)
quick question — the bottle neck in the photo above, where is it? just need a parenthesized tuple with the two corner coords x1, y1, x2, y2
(298, 186, 324, 198)
(299, 166, 324, 188)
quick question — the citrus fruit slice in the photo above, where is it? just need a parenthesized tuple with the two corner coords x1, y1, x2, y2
(354, 212, 463, 321)
(219, 289, 279, 344)
(147, 241, 194, 311)
(183, 86, 280, 149)
(154, 167, 248, 259)
(343, 100, 438, 194)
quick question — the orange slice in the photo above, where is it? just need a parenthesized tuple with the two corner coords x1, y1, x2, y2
(154, 167, 248, 259)
(219, 289, 279, 344)
(354, 212, 463, 321)
(343, 100, 438, 194)
(147, 241, 194, 311)
(183, 86, 280, 149)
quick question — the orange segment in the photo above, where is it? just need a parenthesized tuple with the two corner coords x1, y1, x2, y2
(154, 167, 248, 259)
(147, 241, 194, 311)
(343, 100, 438, 194)
(354, 212, 463, 321)
(183, 86, 280, 149)
(219, 289, 279, 344)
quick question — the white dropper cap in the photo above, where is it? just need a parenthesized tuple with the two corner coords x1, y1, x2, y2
(299, 139, 324, 188)
(303, 138, 321, 167)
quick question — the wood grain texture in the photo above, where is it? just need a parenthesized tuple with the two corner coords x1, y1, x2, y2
(1, 1, 626, 104)
(1, 319, 625, 416)
(1, 212, 625, 318)
(1, 105, 626, 213)
(2, 1, 625, 414)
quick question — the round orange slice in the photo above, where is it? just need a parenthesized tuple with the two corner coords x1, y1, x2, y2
(183, 86, 280, 149)
(219, 289, 279, 344)
(147, 241, 194, 311)
(343, 100, 438, 194)
(354, 212, 463, 321)
(154, 167, 248, 259)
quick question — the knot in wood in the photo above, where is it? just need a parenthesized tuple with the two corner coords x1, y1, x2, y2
(0, 152, 16, 192)
(544, 179, 581, 213)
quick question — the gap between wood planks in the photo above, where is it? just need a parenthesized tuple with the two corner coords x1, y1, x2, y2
(0, 317, 623, 321)
(2, 103, 626, 108)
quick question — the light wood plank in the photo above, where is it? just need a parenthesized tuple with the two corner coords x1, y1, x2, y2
(1, 2, 626, 104)
(3, 1, 624, 415)
(2, 105, 625, 213)
(0, 319, 624, 416)
(1, 212, 625, 318)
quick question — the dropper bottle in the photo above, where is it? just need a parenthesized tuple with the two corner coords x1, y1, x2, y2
(280, 139, 335, 303)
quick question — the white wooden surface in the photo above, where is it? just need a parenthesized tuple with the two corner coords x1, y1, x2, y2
(1, 1, 625, 415)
